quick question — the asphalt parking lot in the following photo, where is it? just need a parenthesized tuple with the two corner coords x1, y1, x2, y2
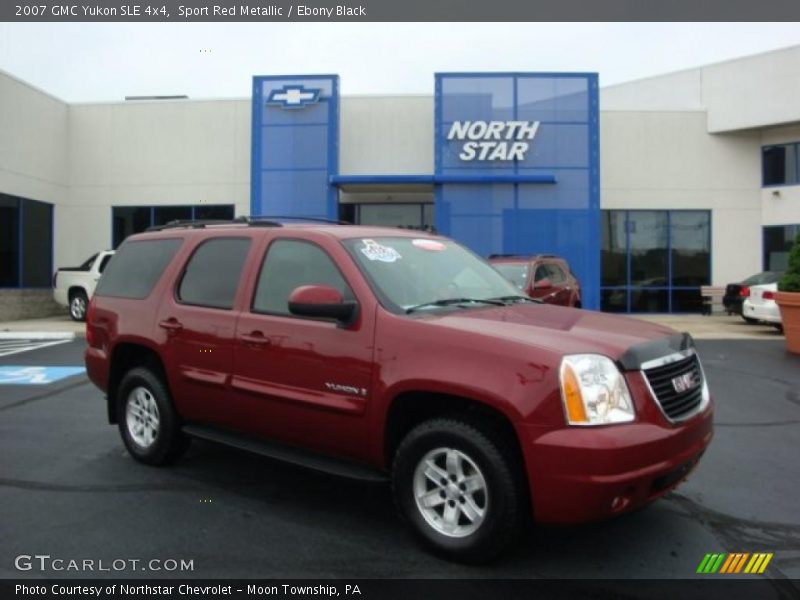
(1, 338, 799, 585)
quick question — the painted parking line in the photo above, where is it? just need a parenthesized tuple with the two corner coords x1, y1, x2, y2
(0, 366, 86, 385)
(0, 339, 73, 358)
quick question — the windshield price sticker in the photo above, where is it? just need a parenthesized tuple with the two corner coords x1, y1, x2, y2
(360, 239, 402, 263)
(412, 239, 446, 252)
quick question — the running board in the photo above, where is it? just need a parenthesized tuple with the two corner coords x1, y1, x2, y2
(182, 423, 388, 483)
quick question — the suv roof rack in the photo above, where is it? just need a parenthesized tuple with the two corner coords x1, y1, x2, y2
(247, 215, 351, 225)
(145, 215, 351, 232)
(488, 253, 560, 259)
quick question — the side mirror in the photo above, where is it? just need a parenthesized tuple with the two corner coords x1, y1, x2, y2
(534, 278, 553, 290)
(288, 285, 357, 326)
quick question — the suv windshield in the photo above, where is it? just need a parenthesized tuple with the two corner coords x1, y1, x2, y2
(343, 237, 525, 313)
(492, 263, 529, 290)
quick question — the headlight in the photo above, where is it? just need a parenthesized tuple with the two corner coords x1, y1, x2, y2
(559, 354, 635, 426)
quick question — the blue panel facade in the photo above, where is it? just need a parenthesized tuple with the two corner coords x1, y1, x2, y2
(251, 75, 339, 219)
(435, 73, 601, 310)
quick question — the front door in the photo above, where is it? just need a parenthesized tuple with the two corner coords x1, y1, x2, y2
(231, 238, 375, 461)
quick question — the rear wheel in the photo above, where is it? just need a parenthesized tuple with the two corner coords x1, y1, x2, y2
(392, 418, 525, 563)
(742, 316, 758, 325)
(68, 290, 88, 322)
(117, 367, 189, 465)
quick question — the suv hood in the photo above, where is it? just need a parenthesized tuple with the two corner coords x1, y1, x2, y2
(425, 304, 689, 368)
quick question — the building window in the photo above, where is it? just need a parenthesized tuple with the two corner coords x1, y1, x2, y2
(762, 143, 799, 186)
(0, 194, 53, 288)
(112, 204, 235, 248)
(355, 203, 434, 230)
(601, 210, 710, 313)
(764, 224, 800, 272)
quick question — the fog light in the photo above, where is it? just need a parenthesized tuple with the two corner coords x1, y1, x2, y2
(611, 490, 633, 512)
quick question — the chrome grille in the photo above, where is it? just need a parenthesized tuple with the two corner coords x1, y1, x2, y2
(643, 353, 704, 421)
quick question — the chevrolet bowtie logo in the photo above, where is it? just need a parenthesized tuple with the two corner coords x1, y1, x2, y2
(266, 85, 321, 109)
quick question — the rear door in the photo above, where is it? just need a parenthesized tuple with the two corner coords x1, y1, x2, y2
(156, 236, 254, 430)
(231, 237, 375, 460)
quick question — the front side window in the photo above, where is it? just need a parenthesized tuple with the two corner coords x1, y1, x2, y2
(343, 237, 522, 313)
(546, 264, 567, 284)
(253, 240, 352, 315)
(178, 238, 251, 309)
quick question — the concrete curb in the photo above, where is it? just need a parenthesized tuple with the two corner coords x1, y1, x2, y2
(0, 332, 77, 340)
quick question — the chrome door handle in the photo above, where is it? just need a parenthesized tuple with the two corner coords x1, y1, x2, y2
(239, 331, 271, 347)
(158, 318, 183, 332)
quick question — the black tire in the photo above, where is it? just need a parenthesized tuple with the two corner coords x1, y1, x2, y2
(117, 367, 189, 465)
(68, 289, 89, 322)
(742, 315, 758, 325)
(392, 418, 525, 563)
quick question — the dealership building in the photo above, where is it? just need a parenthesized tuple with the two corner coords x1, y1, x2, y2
(1, 45, 799, 318)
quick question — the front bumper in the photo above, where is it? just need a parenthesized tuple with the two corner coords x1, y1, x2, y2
(522, 400, 713, 524)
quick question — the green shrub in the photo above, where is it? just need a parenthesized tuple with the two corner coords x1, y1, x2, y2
(778, 232, 800, 293)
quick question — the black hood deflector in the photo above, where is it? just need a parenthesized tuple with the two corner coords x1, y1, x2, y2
(617, 332, 695, 371)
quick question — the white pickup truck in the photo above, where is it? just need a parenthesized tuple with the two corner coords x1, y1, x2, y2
(53, 251, 115, 321)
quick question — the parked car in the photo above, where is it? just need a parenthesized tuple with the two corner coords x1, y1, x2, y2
(723, 271, 783, 322)
(488, 254, 581, 307)
(742, 283, 783, 331)
(53, 251, 115, 321)
(85, 221, 712, 563)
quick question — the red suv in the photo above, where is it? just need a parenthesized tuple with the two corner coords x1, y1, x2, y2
(86, 220, 713, 563)
(488, 254, 581, 307)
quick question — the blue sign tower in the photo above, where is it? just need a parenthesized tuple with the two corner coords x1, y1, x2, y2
(251, 75, 339, 219)
(435, 73, 600, 310)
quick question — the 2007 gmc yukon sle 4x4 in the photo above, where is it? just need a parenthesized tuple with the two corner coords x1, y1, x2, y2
(85, 219, 713, 562)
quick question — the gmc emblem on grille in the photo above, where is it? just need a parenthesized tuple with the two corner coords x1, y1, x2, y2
(671, 372, 696, 393)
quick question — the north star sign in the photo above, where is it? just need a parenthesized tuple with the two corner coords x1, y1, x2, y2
(447, 120, 540, 161)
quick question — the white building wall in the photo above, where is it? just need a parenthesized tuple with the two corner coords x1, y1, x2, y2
(601, 68, 704, 112)
(760, 125, 800, 228)
(340, 96, 434, 175)
(0, 71, 68, 204)
(704, 46, 800, 133)
(602, 45, 800, 134)
(600, 110, 763, 285)
(59, 99, 251, 267)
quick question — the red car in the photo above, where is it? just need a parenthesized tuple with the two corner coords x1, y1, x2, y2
(488, 254, 582, 307)
(86, 220, 713, 563)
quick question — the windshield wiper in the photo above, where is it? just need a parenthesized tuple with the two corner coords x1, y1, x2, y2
(406, 297, 507, 314)
(489, 295, 543, 304)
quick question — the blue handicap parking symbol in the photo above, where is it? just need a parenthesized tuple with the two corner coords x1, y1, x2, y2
(0, 366, 86, 385)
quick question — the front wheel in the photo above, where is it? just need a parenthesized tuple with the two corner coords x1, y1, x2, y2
(392, 418, 525, 563)
(117, 367, 189, 465)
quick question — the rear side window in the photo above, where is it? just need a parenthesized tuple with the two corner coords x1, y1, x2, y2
(253, 239, 351, 315)
(95, 239, 182, 299)
(178, 238, 251, 309)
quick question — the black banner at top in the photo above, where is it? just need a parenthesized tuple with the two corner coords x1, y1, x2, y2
(4, 0, 800, 22)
